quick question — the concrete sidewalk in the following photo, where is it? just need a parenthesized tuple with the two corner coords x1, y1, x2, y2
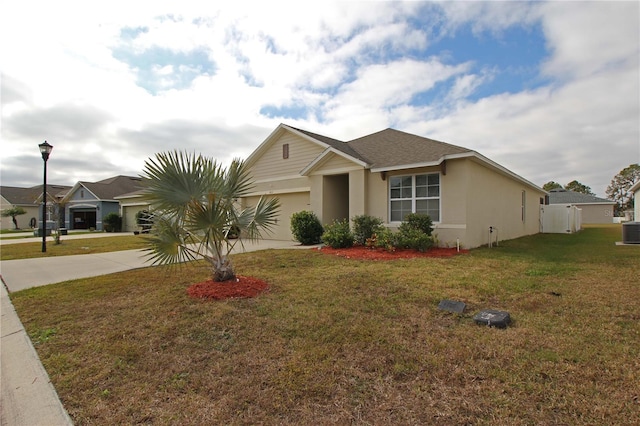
(1, 239, 312, 425)
(0, 231, 132, 246)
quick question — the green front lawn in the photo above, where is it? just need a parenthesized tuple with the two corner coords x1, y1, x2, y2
(0, 235, 148, 260)
(10, 226, 640, 425)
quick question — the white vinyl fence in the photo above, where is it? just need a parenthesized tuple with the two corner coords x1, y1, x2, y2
(540, 204, 582, 234)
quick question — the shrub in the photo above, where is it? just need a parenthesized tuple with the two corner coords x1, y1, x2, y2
(395, 227, 434, 252)
(290, 211, 324, 245)
(352, 214, 385, 246)
(322, 219, 354, 248)
(401, 213, 433, 236)
(366, 228, 396, 252)
(103, 213, 122, 232)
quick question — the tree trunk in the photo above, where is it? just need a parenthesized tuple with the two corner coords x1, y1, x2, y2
(212, 256, 235, 282)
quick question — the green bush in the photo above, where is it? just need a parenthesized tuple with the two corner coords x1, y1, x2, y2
(321, 219, 354, 248)
(400, 213, 433, 236)
(366, 228, 396, 252)
(395, 227, 434, 252)
(352, 214, 385, 246)
(290, 211, 324, 245)
(103, 213, 122, 232)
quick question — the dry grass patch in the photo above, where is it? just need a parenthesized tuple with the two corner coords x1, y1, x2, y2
(10, 226, 640, 425)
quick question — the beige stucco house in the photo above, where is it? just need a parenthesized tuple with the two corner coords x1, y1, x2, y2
(242, 124, 546, 249)
(0, 184, 70, 230)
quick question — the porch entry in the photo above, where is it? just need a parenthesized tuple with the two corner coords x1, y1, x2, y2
(72, 210, 97, 230)
(322, 174, 349, 225)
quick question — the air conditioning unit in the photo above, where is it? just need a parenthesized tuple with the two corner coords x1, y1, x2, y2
(622, 222, 640, 244)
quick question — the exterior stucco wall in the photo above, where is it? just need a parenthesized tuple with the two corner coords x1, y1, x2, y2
(576, 204, 614, 224)
(0, 196, 40, 230)
(369, 159, 543, 249)
(348, 169, 367, 220)
(364, 171, 388, 222)
(462, 159, 543, 248)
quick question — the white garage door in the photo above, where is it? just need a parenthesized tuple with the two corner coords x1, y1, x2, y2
(122, 206, 147, 233)
(244, 192, 310, 241)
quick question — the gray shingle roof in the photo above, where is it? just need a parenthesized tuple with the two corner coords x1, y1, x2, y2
(288, 126, 473, 169)
(548, 189, 614, 204)
(80, 176, 144, 200)
(347, 128, 472, 169)
(1, 185, 71, 205)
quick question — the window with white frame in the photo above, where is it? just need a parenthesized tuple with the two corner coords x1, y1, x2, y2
(389, 173, 440, 222)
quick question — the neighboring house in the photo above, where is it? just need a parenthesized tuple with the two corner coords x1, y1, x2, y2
(0, 184, 71, 230)
(547, 188, 615, 224)
(631, 180, 640, 221)
(114, 189, 151, 232)
(242, 124, 546, 248)
(62, 176, 143, 231)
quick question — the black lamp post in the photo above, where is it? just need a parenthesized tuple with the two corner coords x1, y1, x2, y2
(39, 141, 53, 252)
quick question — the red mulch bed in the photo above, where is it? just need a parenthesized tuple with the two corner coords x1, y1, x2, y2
(321, 245, 468, 260)
(187, 275, 269, 300)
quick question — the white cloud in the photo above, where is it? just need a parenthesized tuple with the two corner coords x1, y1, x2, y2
(1, 1, 638, 200)
(540, 1, 639, 79)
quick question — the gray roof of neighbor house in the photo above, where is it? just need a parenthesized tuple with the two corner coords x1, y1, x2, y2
(548, 188, 614, 204)
(77, 176, 144, 200)
(1, 185, 71, 205)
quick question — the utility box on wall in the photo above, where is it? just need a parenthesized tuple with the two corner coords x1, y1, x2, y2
(540, 204, 582, 233)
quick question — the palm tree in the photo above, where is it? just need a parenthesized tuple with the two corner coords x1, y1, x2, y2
(140, 151, 280, 282)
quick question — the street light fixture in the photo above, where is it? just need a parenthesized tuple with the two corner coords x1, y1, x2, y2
(39, 141, 53, 253)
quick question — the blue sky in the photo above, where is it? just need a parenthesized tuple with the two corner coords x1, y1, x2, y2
(1, 1, 638, 198)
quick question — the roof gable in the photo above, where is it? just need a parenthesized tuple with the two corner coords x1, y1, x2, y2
(347, 128, 471, 171)
(289, 126, 368, 163)
(64, 176, 143, 202)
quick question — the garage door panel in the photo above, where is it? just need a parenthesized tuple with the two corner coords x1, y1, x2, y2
(244, 192, 310, 240)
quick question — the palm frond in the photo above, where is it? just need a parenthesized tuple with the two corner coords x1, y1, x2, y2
(142, 214, 200, 266)
(242, 196, 281, 242)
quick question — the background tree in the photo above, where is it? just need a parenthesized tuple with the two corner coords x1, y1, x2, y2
(606, 164, 640, 216)
(564, 180, 595, 195)
(141, 151, 280, 282)
(542, 181, 563, 191)
(1, 206, 27, 229)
